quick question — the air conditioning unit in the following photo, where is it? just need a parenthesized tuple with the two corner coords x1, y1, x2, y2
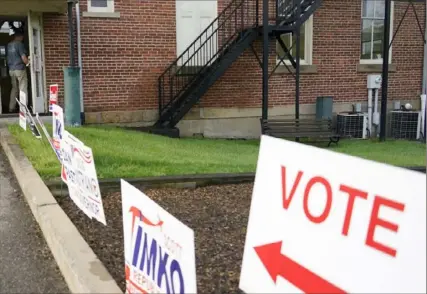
(390, 110, 421, 140)
(336, 112, 368, 139)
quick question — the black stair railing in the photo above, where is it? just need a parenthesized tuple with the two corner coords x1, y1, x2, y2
(158, 0, 259, 118)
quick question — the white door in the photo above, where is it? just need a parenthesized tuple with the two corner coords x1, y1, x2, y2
(27, 11, 45, 114)
(176, 1, 217, 66)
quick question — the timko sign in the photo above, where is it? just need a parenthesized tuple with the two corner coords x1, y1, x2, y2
(240, 136, 426, 294)
(121, 180, 197, 294)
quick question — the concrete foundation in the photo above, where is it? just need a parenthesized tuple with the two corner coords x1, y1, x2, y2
(82, 99, 421, 138)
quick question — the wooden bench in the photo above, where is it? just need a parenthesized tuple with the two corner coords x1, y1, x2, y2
(260, 118, 340, 147)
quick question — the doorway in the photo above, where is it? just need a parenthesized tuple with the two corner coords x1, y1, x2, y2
(0, 12, 46, 116)
(175, 0, 218, 66)
(0, 18, 32, 114)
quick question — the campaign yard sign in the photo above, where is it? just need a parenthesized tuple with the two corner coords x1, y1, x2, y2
(61, 130, 106, 225)
(121, 180, 197, 294)
(36, 114, 61, 162)
(16, 95, 41, 139)
(49, 84, 59, 112)
(18, 91, 26, 131)
(239, 135, 426, 294)
(52, 104, 64, 162)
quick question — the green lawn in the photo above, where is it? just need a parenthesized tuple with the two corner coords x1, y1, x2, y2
(7, 124, 426, 180)
(331, 139, 425, 167)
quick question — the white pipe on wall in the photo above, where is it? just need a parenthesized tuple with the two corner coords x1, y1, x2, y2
(421, 94, 426, 137)
(373, 89, 380, 125)
(373, 89, 381, 137)
(76, 3, 84, 117)
(368, 89, 373, 136)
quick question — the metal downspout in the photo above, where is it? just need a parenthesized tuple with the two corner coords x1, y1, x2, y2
(76, 2, 85, 124)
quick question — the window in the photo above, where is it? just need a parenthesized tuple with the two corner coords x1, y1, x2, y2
(276, 16, 313, 65)
(360, 0, 393, 63)
(0, 21, 23, 34)
(0, 22, 9, 34)
(88, 0, 114, 13)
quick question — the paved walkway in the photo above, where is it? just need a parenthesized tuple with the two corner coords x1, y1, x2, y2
(0, 149, 69, 293)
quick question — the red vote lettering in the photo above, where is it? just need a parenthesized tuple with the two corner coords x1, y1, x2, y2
(339, 185, 368, 236)
(365, 196, 405, 257)
(303, 177, 332, 223)
(280, 165, 406, 257)
(281, 166, 303, 210)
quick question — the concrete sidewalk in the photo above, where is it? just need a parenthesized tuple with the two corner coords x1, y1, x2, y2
(0, 149, 69, 293)
(0, 115, 52, 127)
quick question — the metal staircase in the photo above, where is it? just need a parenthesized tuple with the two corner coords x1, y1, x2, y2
(152, 0, 321, 136)
(273, 0, 321, 69)
(276, 0, 321, 28)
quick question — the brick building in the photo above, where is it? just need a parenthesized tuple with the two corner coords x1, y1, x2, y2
(0, 0, 425, 137)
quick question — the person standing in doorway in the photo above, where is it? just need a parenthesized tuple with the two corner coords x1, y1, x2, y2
(7, 27, 29, 113)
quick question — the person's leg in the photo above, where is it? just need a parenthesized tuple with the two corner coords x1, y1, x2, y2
(16, 70, 28, 104)
(9, 70, 18, 112)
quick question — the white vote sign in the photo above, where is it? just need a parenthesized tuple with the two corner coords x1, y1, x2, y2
(240, 135, 426, 294)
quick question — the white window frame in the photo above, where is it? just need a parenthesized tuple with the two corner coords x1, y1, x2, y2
(87, 0, 114, 13)
(360, 0, 394, 64)
(276, 16, 313, 66)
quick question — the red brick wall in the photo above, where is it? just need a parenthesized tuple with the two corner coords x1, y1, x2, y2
(44, 0, 176, 112)
(43, 13, 69, 107)
(43, 0, 426, 113)
(389, 1, 425, 100)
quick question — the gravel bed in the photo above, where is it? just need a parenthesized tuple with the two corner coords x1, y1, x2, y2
(56, 183, 253, 293)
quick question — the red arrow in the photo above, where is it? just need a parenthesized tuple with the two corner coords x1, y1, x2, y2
(254, 241, 346, 294)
